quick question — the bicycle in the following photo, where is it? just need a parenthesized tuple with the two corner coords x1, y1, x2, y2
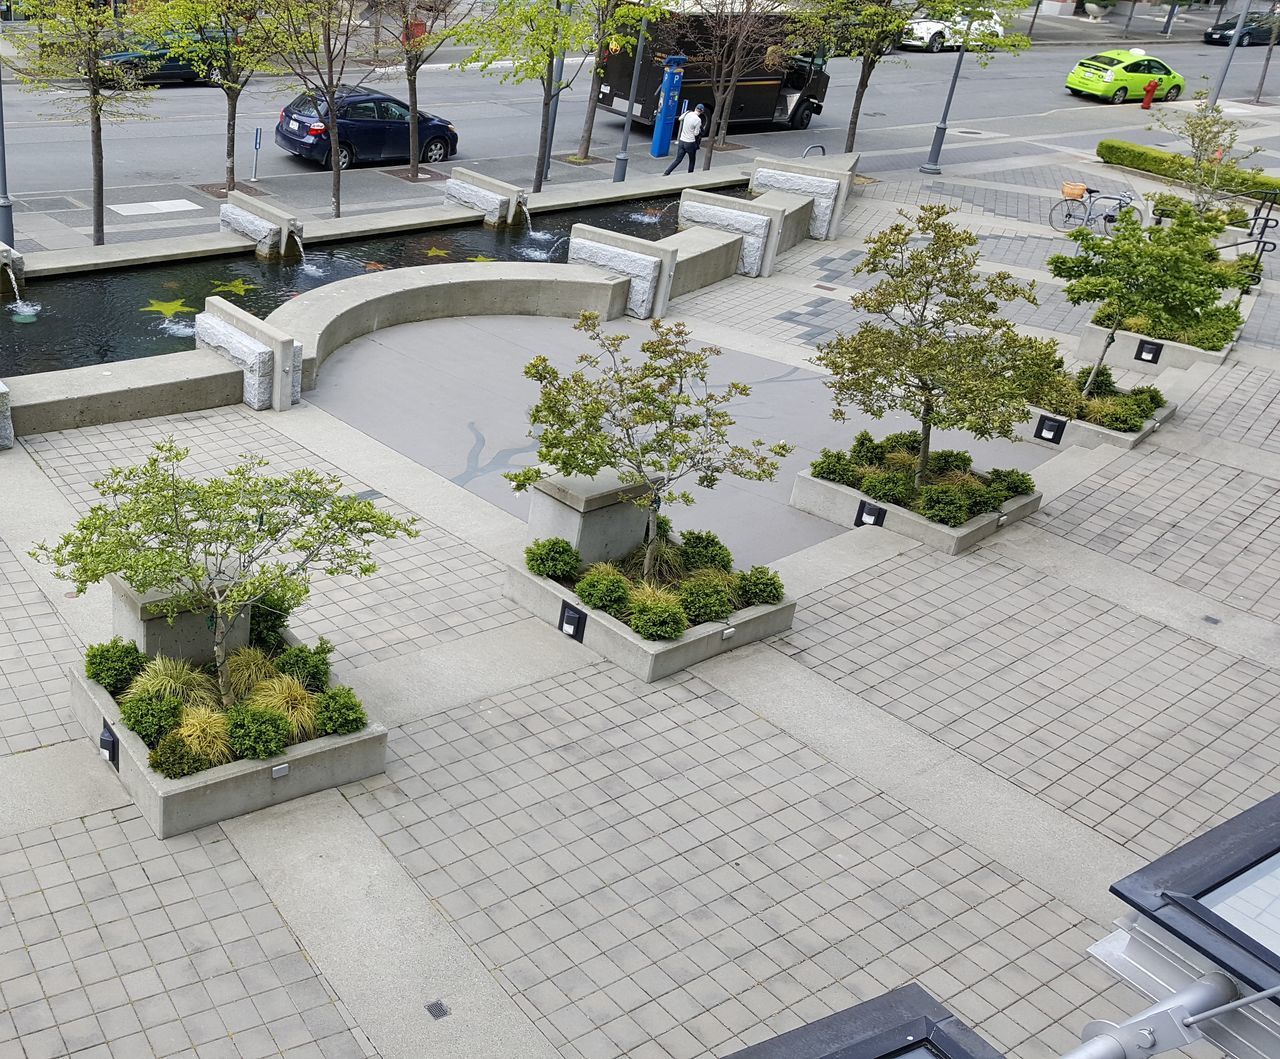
(1049, 182, 1144, 236)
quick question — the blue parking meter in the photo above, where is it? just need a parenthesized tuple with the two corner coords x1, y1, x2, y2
(650, 55, 686, 158)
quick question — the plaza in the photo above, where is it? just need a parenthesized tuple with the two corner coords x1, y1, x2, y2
(2, 130, 1280, 1059)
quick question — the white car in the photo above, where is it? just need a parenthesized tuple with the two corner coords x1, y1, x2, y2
(897, 16, 1004, 52)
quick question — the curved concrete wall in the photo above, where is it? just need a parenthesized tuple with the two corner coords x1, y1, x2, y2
(265, 262, 630, 384)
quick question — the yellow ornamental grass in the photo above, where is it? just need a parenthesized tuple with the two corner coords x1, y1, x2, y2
(226, 646, 279, 701)
(176, 706, 232, 765)
(245, 675, 316, 742)
(123, 656, 219, 712)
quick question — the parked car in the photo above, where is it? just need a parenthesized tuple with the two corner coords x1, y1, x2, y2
(897, 16, 1003, 52)
(275, 86, 459, 170)
(1064, 48, 1185, 104)
(101, 35, 209, 84)
(1204, 12, 1280, 45)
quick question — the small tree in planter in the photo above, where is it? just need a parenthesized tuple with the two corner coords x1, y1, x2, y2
(1150, 92, 1262, 213)
(505, 312, 794, 580)
(31, 440, 417, 707)
(1048, 203, 1250, 396)
(811, 205, 1060, 486)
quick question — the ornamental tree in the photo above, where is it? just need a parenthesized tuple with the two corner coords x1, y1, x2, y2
(505, 312, 793, 580)
(1150, 92, 1262, 212)
(31, 440, 417, 707)
(572, 0, 653, 162)
(812, 205, 1059, 486)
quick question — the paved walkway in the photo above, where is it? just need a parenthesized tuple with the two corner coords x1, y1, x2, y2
(3, 155, 1277, 1059)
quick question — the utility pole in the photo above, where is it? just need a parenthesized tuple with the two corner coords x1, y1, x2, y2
(613, 17, 648, 182)
(919, 14, 974, 175)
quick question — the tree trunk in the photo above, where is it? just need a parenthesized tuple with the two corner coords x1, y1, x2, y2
(533, 72, 554, 194)
(327, 91, 343, 218)
(700, 89, 727, 171)
(845, 54, 877, 153)
(642, 505, 659, 580)
(575, 54, 606, 160)
(224, 87, 240, 193)
(408, 61, 421, 180)
(213, 611, 232, 708)
(916, 399, 933, 487)
(89, 99, 105, 246)
(1081, 325, 1118, 398)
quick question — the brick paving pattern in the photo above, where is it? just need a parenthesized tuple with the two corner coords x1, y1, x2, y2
(346, 661, 1158, 1059)
(0, 539, 82, 758)
(780, 550, 1280, 861)
(0, 807, 375, 1059)
(1179, 362, 1280, 453)
(1031, 447, 1280, 620)
(1238, 290, 1280, 352)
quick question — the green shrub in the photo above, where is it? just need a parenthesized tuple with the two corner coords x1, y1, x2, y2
(244, 675, 316, 742)
(881, 431, 922, 454)
(123, 656, 220, 712)
(628, 584, 689, 641)
(1076, 364, 1118, 398)
(1177, 304, 1243, 351)
(811, 447, 858, 486)
(250, 588, 298, 656)
(575, 563, 633, 618)
(226, 646, 279, 701)
(1081, 396, 1147, 432)
(936, 471, 997, 515)
(118, 693, 184, 749)
(619, 540, 686, 584)
(677, 571, 737, 625)
(148, 731, 212, 779)
(84, 637, 148, 698)
(926, 450, 973, 477)
(314, 686, 368, 737)
(524, 537, 582, 579)
(226, 706, 291, 759)
(849, 430, 885, 466)
(861, 470, 915, 507)
(1096, 139, 1280, 200)
(914, 485, 972, 527)
(1033, 372, 1085, 419)
(986, 468, 1036, 497)
(737, 566, 785, 607)
(678, 530, 734, 573)
(176, 706, 232, 765)
(883, 450, 918, 475)
(1127, 385, 1166, 417)
(654, 514, 673, 541)
(275, 638, 333, 694)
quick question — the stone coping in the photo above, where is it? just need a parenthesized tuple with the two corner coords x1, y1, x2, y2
(67, 667, 388, 839)
(503, 564, 796, 683)
(531, 469, 654, 513)
(790, 471, 1043, 556)
(1019, 399, 1178, 452)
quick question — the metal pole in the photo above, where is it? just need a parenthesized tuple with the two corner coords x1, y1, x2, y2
(544, 0, 571, 182)
(0, 55, 13, 248)
(1209, 0, 1251, 104)
(1160, 3, 1179, 34)
(613, 17, 648, 182)
(1122, 0, 1138, 35)
(1254, 23, 1278, 102)
(1027, 0, 1043, 37)
(919, 15, 973, 175)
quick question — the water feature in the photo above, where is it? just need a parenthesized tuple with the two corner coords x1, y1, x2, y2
(1, 191, 745, 378)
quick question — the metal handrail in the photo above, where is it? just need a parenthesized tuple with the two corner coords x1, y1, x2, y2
(802, 144, 826, 157)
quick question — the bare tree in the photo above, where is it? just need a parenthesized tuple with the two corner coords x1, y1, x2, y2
(573, 0, 651, 161)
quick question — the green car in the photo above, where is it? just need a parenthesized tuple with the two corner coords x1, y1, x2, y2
(1065, 49, 1185, 104)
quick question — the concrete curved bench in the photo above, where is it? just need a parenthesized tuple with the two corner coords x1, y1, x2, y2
(265, 262, 630, 387)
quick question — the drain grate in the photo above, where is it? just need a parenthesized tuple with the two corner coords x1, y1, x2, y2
(426, 1000, 450, 1020)
(1204, 615, 1222, 625)
(354, 489, 384, 501)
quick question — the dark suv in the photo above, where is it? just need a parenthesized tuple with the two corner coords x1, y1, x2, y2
(1204, 13, 1280, 45)
(275, 86, 459, 170)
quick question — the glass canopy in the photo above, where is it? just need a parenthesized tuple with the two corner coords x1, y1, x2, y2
(1201, 850, 1280, 959)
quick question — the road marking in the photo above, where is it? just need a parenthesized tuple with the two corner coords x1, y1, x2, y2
(106, 198, 203, 215)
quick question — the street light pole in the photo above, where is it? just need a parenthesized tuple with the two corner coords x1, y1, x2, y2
(1208, 0, 1251, 105)
(613, 16, 648, 182)
(0, 55, 13, 249)
(919, 15, 974, 175)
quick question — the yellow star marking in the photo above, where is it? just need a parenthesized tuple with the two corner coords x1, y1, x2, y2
(466, 254, 495, 262)
(211, 279, 257, 296)
(424, 246, 449, 258)
(140, 299, 196, 319)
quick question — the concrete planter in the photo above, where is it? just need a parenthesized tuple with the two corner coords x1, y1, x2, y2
(503, 565, 796, 683)
(1077, 294, 1254, 375)
(790, 471, 1042, 556)
(1018, 400, 1177, 452)
(67, 668, 387, 839)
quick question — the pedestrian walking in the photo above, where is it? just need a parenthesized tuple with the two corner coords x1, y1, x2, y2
(664, 104, 706, 176)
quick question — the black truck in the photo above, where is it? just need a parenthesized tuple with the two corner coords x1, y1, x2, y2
(596, 30, 829, 131)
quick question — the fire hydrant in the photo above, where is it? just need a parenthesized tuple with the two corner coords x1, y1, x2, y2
(1141, 79, 1160, 109)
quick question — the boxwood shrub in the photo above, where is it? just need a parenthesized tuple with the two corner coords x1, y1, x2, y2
(678, 530, 734, 573)
(575, 563, 633, 619)
(525, 537, 582, 580)
(314, 686, 368, 737)
(149, 731, 212, 779)
(275, 638, 333, 694)
(628, 585, 689, 641)
(1096, 139, 1280, 200)
(227, 706, 291, 760)
(85, 637, 148, 698)
(677, 571, 736, 626)
(737, 566, 785, 607)
(118, 693, 184, 750)
(913, 485, 972, 527)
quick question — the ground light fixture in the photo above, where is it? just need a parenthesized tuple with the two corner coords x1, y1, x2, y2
(1035, 414, 1066, 444)
(99, 720, 119, 771)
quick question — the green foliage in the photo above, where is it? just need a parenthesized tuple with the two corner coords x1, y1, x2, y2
(1075, 364, 1117, 398)
(936, 470, 998, 514)
(1095, 139, 1280, 201)
(176, 706, 233, 765)
(524, 537, 582, 580)
(244, 675, 316, 742)
(1128, 386, 1166, 417)
(1032, 371, 1085, 418)
(677, 571, 737, 626)
(913, 485, 973, 527)
(883, 450, 919, 475)
(274, 638, 333, 694)
(654, 514, 674, 542)
(504, 313, 792, 581)
(881, 431, 923, 455)
(849, 430, 885, 465)
(860, 470, 915, 507)
(226, 705, 291, 759)
(1081, 396, 1148, 432)
(30, 440, 416, 707)
(314, 686, 368, 737)
(620, 540, 686, 585)
(926, 450, 972, 477)
(628, 583, 689, 641)
(575, 563, 633, 619)
(250, 586, 300, 655)
(1104, 302, 1243, 352)
(678, 530, 734, 574)
(123, 656, 220, 712)
(149, 731, 213, 779)
(118, 694, 184, 750)
(1147, 95, 1266, 211)
(812, 206, 1059, 486)
(226, 646, 279, 701)
(84, 637, 147, 698)
(986, 468, 1036, 497)
(811, 448, 862, 488)
(737, 566, 785, 607)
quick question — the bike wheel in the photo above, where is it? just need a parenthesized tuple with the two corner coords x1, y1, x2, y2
(1102, 202, 1143, 236)
(1050, 198, 1088, 232)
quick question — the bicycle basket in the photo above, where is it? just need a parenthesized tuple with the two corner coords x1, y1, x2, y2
(1061, 181, 1088, 200)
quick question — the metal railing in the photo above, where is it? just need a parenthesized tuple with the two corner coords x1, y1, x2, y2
(802, 144, 826, 157)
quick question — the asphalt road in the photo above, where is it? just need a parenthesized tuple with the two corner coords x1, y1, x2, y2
(3, 39, 1277, 202)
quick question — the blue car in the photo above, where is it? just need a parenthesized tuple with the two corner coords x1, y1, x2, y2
(275, 86, 459, 170)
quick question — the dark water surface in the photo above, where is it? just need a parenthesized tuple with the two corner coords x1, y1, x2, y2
(2, 195, 705, 377)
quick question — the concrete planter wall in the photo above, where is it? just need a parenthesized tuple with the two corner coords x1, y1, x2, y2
(504, 565, 795, 683)
(67, 669, 387, 838)
(1076, 294, 1254, 375)
(1017, 400, 1178, 452)
(790, 471, 1042, 556)
(107, 574, 249, 667)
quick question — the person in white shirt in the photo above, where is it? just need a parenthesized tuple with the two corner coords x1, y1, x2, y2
(664, 103, 707, 175)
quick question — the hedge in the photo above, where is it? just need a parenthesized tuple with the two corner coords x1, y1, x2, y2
(1095, 140, 1280, 200)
